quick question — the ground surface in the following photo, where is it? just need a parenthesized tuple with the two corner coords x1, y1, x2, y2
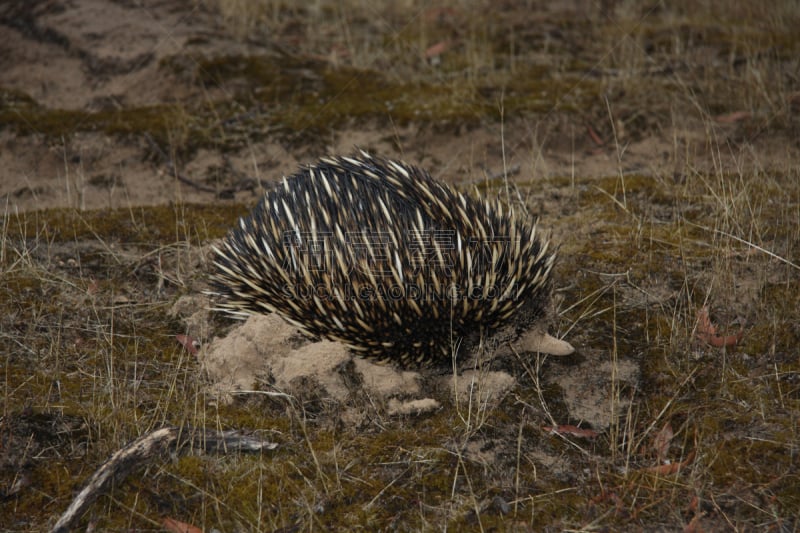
(1, 1, 799, 531)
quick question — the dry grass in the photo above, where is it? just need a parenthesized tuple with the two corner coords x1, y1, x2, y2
(2, 0, 800, 531)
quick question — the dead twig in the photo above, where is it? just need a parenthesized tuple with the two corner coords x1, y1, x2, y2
(50, 425, 278, 533)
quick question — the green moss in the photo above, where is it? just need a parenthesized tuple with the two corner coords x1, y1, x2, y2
(21, 204, 242, 244)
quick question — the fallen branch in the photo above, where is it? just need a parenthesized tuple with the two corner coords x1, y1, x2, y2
(50, 426, 278, 533)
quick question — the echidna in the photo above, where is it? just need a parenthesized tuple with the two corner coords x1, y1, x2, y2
(210, 151, 574, 367)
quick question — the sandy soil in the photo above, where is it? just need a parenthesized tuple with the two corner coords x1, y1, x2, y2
(5, 0, 790, 214)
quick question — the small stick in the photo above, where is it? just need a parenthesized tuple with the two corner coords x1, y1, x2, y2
(50, 426, 277, 533)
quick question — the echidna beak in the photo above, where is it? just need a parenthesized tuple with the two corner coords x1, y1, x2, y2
(518, 330, 575, 356)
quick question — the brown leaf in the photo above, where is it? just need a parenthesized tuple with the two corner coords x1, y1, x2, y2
(644, 462, 682, 475)
(706, 331, 743, 347)
(688, 494, 699, 513)
(589, 490, 621, 506)
(424, 41, 451, 59)
(683, 512, 705, 533)
(162, 517, 203, 533)
(586, 124, 605, 147)
(176, 334, 200, 356)
(652, 422, 673, 462)
(695, 307, 743, 348)
(542, 424, 599, 439)
(86, 277, 99, 296)
(695, 306, 716, 336)
(642, 450, 695, 475)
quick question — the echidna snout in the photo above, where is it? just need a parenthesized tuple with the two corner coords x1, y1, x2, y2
(515, 327, 575, 356)
(210, 152, 574, 367)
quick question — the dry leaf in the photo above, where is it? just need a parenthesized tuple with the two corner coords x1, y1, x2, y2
(706, 331, 742, 347)
(586, 123, 605, 147)
(642, 450, 695, 475)
(695, 307, 743, 348)
(86, 277, 99, 296)
(542, 424, 599, 439)
(589, 490, 622, 506)
(696, 306, 714, 335)
(652, 422, 673, 462)
(425, 41, 451, 59)
(162, 517, 203, 533)
(644, 462, 682, 475)
(683, 512, 705, 533)
(688, 494, 699, 513)
(176, 334, 200, 356)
